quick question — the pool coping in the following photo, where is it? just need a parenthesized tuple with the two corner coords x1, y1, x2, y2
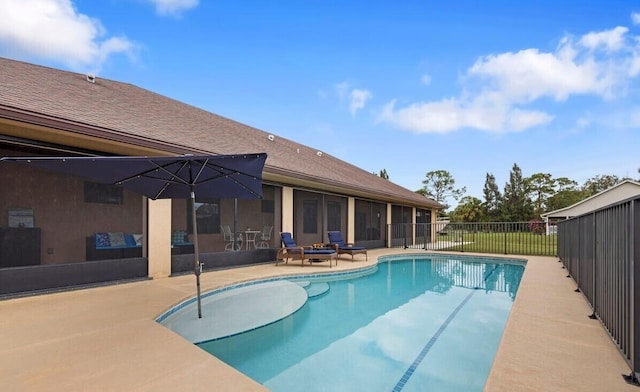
(0, 248, 637, 391)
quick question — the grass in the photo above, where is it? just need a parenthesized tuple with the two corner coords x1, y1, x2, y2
(435, 231, 557, 256)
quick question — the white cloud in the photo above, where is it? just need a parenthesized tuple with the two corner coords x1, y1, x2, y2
(579, 26, 628, 52)
(146, 0, 199, 16)
(467, 47, 610, 102)
(377, 98, 552, 133)
(349, 89, 373, 115)
(506, 108, 554, 131)
(334, 82, 372, 115)
(0, 0, 136, 71)
(378, 25, 640, 134)
(632, 12, 640, 25)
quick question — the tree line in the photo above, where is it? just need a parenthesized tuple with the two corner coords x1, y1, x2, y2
(384, 165, 639, 223)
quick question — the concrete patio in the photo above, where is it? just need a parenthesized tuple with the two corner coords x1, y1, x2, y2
(0, 249, 636, 391)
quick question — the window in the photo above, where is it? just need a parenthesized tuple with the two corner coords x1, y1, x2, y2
(84, 181, 123, 204)
(416, 209, 431, 223)
(187, 198, 220, 234)
(303, 200, 317, 233)
(355, 211, 367, 241)
(327, 201, 341, 231)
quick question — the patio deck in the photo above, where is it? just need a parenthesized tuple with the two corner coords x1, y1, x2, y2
(0, 249, 635, 391)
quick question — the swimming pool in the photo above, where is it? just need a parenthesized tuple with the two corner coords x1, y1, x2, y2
(161, 254, 525, 391)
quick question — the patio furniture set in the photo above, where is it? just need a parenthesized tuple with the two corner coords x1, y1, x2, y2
(275, 231, 368, 267)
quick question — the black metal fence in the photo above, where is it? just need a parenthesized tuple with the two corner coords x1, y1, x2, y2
(389, 221, 557, 256)
(557, 195, 640, 383)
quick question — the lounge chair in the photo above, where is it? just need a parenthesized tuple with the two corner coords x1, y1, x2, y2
(328, 231, 368, 261)
(276, 232, 338, 267)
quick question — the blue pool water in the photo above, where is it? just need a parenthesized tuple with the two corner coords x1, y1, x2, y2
(198, 255, 525, 391)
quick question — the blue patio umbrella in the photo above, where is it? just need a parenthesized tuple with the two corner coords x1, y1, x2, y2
(1, 153, 267, 318)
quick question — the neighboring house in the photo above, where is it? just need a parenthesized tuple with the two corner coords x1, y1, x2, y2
(0, 57, 443, 296)
(541, 180, 640, 234)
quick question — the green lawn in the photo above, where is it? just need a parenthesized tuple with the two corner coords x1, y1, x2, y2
(435, 231, 557, 256)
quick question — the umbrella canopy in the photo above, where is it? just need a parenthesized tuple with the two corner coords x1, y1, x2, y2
(1, 153, 267, 318)
(0, 153, 267, 200)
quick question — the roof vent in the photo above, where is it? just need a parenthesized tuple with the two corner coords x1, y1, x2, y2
(86, 74, 96, 83)
(316, 151, 323, 157)
(267, 134, 275, 141)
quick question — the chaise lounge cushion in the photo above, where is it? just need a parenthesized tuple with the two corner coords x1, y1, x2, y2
(327, 231, 367, 261)
(328, 231, 366, 250)
(281, 232, 297, 248)
(303, 249, 335, 255)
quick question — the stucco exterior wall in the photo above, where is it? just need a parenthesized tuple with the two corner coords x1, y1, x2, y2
(281, 186, 294, 234)
(148, 199, 172, 278)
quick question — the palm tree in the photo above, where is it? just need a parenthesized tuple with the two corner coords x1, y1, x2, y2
(452, 196, 484, 222)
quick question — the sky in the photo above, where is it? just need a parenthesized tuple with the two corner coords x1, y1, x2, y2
(0, 0, 639, 207)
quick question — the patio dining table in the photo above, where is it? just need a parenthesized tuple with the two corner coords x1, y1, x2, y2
(244, 230, 261, 249)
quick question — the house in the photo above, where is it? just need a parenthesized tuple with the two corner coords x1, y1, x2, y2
(0, 57, 443, 296)
(540, 180, 640, 234)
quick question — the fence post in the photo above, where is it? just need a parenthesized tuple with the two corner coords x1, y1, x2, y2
(504, 226, 507, 254)
(403, 223, 408, 249)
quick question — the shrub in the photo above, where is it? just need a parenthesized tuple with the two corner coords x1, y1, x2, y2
(528, 219, 545, 235)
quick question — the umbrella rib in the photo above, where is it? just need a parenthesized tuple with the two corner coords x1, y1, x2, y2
(187, 158, 263, 198)
(150, 160, 192, 199)
(114, 160, 191, 199)
(197, 170, 262, 197)
(192, 158, 208, 184)
(113, 157, 262, 199)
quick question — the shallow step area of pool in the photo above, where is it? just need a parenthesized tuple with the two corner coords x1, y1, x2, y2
(158, 280, 324, 344)
(303, 282, 330, 298)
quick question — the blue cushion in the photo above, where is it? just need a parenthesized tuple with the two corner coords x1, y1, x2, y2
(95, 233, 111, 248)
(304, 249, 335, 255)
(124, 234, 137, 247)
(108, 232, 126, 247)
(281, 232, 297, 247)
(329, 231, 366, 250)
(328, 231, 346, 247)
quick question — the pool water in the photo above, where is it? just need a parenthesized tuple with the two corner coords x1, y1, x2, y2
(198, 255, 524, 391)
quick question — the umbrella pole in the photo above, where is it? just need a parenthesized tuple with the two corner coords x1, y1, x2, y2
(191, 190, 203, 319)
(233, 198, 238, 250)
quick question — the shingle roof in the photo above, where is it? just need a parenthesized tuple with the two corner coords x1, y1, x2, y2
(0, 57, 442, 209)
